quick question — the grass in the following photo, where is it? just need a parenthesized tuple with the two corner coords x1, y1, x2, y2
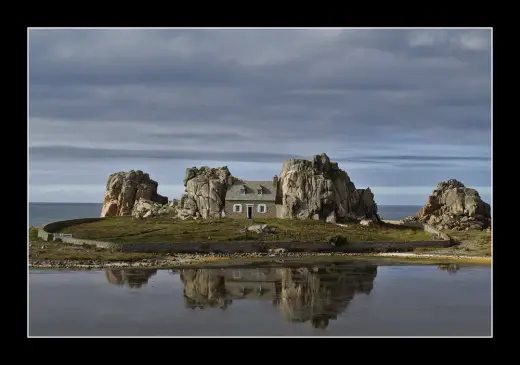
(413, 229, 492, 257)
(447, 230, 492, 246)
(446, 229, 492, 256)
(29, 226, 41, 241)
(52, 216, 434, 244)
(28, 226, 165, 262)
(29, 242, 167, 262)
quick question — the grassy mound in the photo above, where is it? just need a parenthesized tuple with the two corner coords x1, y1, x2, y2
(52, 216, 434, 244)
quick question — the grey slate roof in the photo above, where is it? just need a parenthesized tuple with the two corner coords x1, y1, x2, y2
(226, 180, 277, 201)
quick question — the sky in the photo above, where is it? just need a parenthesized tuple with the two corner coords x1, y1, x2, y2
(28, 28, 492, 205)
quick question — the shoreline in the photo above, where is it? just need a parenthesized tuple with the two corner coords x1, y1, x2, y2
(29, 251, 491, 269)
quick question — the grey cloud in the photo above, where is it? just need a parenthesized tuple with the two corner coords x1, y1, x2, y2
(29, 146, 305, 163)
(343, 155, 490, 161)
(28, 28, 491, 203)
(30, 145, 489, 167)
(349, 166, 491, 189)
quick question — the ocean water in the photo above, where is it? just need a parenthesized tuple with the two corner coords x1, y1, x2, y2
(28, 203, 421, 227)
(29, 203, 103, 227)
(28, 262, 492, 336)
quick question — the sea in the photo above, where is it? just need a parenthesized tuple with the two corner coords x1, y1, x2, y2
(28, 203, 421, 227)
(27, 203, 492, 337)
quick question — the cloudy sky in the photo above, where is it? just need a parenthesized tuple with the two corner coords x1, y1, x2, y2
(28, 28, 492, 205)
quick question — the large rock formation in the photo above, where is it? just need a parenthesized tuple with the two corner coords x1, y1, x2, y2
(278, 153, 376, 223)
(177, 166, 232, 220)
(410, 179, 491, 231)
(101, 170, 168, 217)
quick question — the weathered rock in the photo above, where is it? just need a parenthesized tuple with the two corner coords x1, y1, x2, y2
(278, 153, 376, 222)
(359, 218, 375, 227)
(132, 198, 177, 219)
(101, 170, 168, 217)
(246, 224, 278, 234)
(268, 248, 287, 254)
(413, 179, 491, 230)
(177, 166, 232, 220)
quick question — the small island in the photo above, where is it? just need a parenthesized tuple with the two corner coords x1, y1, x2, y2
(29, 154, 492, 268)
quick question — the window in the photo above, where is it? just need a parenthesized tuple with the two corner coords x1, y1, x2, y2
(257, 189, 263, 194)
(257, 204, 267, 213)
(240, 188, 246, 195)
(233, 204, 242, 213)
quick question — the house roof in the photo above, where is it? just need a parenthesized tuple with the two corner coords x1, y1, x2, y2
(226, 180, 277, 201)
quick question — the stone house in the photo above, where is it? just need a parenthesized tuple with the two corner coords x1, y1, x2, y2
(224, 176, 282, 219)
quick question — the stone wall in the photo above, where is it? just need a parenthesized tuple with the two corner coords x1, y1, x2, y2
(38, 218, 106, 242)
(382, 220, 452, 242)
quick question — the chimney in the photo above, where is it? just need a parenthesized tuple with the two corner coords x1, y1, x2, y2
(273, 175, 279, 187)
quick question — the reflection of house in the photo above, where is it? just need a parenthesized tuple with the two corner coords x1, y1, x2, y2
(224, 176, 282, 219)
(178, 263, 378, 329)
(224, 268, 280, 301)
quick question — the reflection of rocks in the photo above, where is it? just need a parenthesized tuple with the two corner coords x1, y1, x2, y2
(278, 265, 377, 328)
(180, 269, 232, 310)
(177, 263, 378, 328)
(105, 269, 157, 288)
(437, 264, 460, 274)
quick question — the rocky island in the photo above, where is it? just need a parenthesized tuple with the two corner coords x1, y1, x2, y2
(405, 179, 491, 231)
(29, 154, 492, 268)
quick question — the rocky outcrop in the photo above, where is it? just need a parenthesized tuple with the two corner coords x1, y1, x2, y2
(132, 198, 178, 219)
(408, 179, 491, 231)
(101, 170, 168, 217)
(177, 166, 232, 220)
(278, 153, 376, 223)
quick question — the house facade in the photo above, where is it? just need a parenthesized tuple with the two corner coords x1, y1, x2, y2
(224, 176, 282, 219)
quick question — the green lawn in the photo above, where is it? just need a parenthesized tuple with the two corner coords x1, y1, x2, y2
(52, 216, 434, 244)
(446, 230, 491, 246)
(445, 229, 492, 256)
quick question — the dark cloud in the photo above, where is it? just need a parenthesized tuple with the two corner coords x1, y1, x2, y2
(344, 155, 490, 161)
(29, 146, 305, 163)
(28, 28, 491, 203)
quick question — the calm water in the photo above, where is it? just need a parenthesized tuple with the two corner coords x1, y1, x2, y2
(28, 203, 421, 227)
(28, 261, 491, 336)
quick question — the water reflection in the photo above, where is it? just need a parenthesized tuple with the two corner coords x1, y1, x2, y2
(106, 262, 378, 329)
(105, 269, 157, 288)
(437, 264, 460, 274)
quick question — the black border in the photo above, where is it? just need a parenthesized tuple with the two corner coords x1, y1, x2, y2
(23, 22, 496, 350)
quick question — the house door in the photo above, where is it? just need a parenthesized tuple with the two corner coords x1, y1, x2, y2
(247, 206, 253, 219)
